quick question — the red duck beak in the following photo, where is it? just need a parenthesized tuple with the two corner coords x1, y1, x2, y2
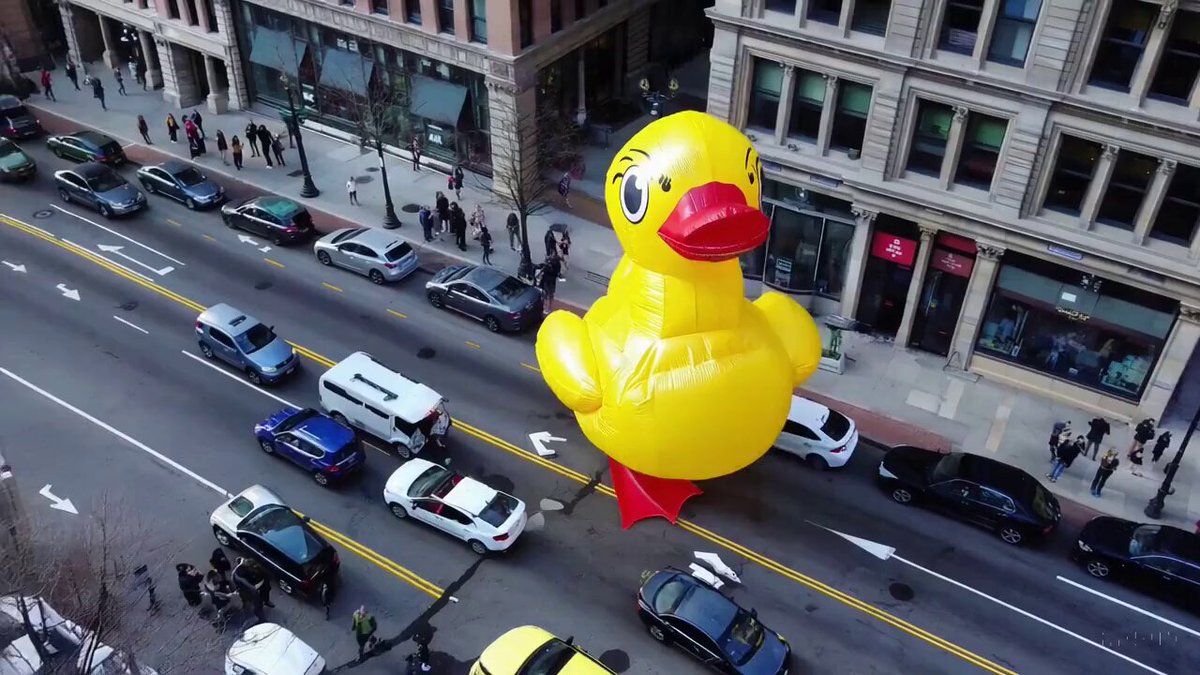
(657, 182, 769, 262)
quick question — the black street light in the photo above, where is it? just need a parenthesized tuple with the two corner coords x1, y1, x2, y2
(639, 75, 680, 118)
(374, 135, 400, 229)
(1144, 404, 1199, 519)
(279, 73, 319, 199)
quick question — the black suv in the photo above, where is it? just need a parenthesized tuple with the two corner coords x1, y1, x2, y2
(0, 95, 42, 140)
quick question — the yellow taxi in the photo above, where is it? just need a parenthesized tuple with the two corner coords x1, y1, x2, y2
(470, 625, 615, 675)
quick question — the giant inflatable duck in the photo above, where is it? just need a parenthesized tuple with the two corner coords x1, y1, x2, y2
(535, 111, 823, 528)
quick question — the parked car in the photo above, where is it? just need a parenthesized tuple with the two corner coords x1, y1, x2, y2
(225, 622, 326, 675)
(773, 396, 858, 469)
(0, 95, 42, 139)
(136, 159, 224, 209)
(313, 227, 419, 284)
(1072, 516, 1200, 609)
(46, 130, 126, 165)
(637, 569, 791, 675)
(221, 196, 314, 245)
(0, 138, 35, 181)
(470, 625, 615, 675)
(878, 447, 1061, 546)
(253, 407, 364, 486)
(0, 595, 158, 674)
(54, 162, 145, 218)
(209, 485, 339, 601)
(426, 265, 544, 332)
(195, 303, 298, 385)
(383, 458, 527, 555)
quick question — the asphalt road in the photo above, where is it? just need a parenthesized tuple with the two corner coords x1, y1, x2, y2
(1, 143, 1198, 675)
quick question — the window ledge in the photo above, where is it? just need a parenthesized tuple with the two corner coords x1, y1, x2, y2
(900, 170, 942, 188)
(1035, 209, 1084, 230)
(1091, 222, 1137, 243)
(948, 181, 994, 202)
(1144, 235, 1193, 259)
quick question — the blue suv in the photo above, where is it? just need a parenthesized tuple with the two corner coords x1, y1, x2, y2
(254, 408, 365, 485)
(195, 303, 298, 385)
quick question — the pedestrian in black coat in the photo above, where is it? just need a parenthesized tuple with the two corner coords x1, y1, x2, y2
(1085, 417, 1110, 460)
(209, 547, 231, 582)
(451, 203, 468, 250)
(1130, 418, 1155, 460)
(480, 226, 493, 265)
(539, 255, 561, 309)
(1091, 450, 1119, 497)
(544, 228, 557, 259)
(64, 59, 79, 90)
(245, 122, 260, 157)
(137, 115, 151, 144)
(257, 124, 274, 167)
(452, 165, 464, 199)
(91, 78, 106, 110)
(216, 130, 229, 165)
(435, 192, 450, 236)
(191, 110, 205, 139)
(176, 563, 203, 607)
(1151, 431, 1172, 464)
(506, 212, 520, 251)
(1047, 434, 1082, 482)
(419, 205, 433, 242)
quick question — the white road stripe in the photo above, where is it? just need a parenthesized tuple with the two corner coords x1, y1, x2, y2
(0, 367, 230, 498)
(61, 238, 153, 282)
(112, 315, 149, 334)
(179, 350, 300, 409)
(50, 204, 186, 266)
(1057, 575, 1200, 639)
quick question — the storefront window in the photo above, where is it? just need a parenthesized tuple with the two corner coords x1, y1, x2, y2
(787, 70, 825, 142)
(1097, 150, 1156, 229)
(975, 252, 1178, 401)
(747, 59, 783, 132)
(816, 219, 855, 298)
(759, 202, 854, 299)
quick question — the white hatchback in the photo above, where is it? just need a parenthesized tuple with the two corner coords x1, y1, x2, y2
(774, 396, 859, 469)
(383, 459, 527, 555)
(225, 623, 325, 675)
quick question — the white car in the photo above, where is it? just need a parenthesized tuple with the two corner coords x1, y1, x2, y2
(383, 458, 527, 555)
(225, 623, 325, 675)
(0, 595, 158, 675)
(773, 396, 859, 469)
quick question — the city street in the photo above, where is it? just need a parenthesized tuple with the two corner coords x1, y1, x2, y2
(2, 143, 1198, 674)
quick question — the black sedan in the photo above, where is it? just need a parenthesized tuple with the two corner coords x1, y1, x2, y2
(878, 446, 1060, 546)
(136, 159, 224, 209)
(425, 264, 544, 332)
(637, 569, 791, 675)
(1073, 516, 1200, 609)
(221, 195, 314, 245)
(46, 130, 126, 165)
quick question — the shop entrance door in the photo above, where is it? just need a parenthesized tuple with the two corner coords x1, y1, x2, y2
(909, 238, 976, 355)
(855, 228, 919, 336)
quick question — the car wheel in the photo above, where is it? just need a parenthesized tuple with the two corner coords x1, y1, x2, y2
(389, 503, 408, 519)
(317, 250, 332, 266)
(393, 442, 413, 459)
(1085, 558, 1111, 579)
(891, 487, 914, 504)
(185, 197, 196, 210)
(648, 625, 667, 643)
(483, 316, 501, 333)
(259, 440, 274, 455)
(998, 526, 1024, 546)
(271, 232, 283, 246)
(805, 454, 829, 471)
(52, 146, 63, 159)
(469, 539, 488, 556)
(212, 527, 232, 548)
(246, 369, 262, 385)
(313, 471, 329, 486)
(143, 180, 156, 194)
(330, 412, 350, 427)
(222, 214, 235, 228)
(428, 292, 444, 308)
(277, 578, 295, 596)
(98, 204, 113, 218)
(199, 342, 214, 358)
(58, 188, 70, 203)
(369, 269, 386, 285)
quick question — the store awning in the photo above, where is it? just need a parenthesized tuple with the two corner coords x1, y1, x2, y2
(318, 49, 373, 96)
(247, 29, 305, 74)
(409, 76, 468, 128)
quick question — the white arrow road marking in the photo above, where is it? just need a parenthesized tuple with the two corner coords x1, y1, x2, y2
(112, 316, 149, 334)
(237, 235, 271, 253)
(688, 563, 724, 589)
(528, 431, 566, 457)
(2, 260, 26, 273)
(50, 204, 185, 265)
(809, 522, 1168, 675)
(62, 238, 153, 282)
(56, 284, 80, 301)
(1057, 576, 1200, 639)
(96, 244, 175, 276)
(694, 551, 742, 584)
(260, 246, 271, 253)
(39, 484, 78, 515)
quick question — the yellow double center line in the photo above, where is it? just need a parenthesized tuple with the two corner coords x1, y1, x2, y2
(1, 213, 1016, 674)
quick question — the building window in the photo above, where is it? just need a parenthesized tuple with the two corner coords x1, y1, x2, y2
(183, 0, 200, 24)
(851, 0, 891, 35)
(437, 0, 454, 34)
(1088, 1, 1156, 91)
(575, 0, 586, 20)
(202, 0, 218, 32)
(807, 0, 842, 25)
(406, 0, 421, 24)
(829, 82, 872, 154)
(939, 0, 985, 55)
(765, 0, 797, 13)
(1043, 136, 1101, 215)
(1148, 11, 1200, 103)
(1151, 163, 1200, 245)
(987, 0, 1042, 66)
(787, 71, 824, 142)
(519, 0, 533, 48)
(1097, 150, 1156, 229)
(469, 0, 486, 43)
(339, 0, 353, 5)
(551, 0, 563, 32)
(955, 113, 1007, 189)
(166, 0, 179, 19)
(747, 59, 783, 132)
(907, 100, 953, 176)
(372, 0, 388, 15)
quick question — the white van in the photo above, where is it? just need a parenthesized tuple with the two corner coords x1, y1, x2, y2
(225, 623, 325, 675)
(318, 351, 450, 458)
(774, 396, 859, 470)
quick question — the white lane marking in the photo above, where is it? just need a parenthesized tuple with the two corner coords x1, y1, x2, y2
(61, 238, 153, 282)
(97, 244, 174, 276)
(0, 367, 230, 498)
(112, 315, 149, 334)
(50, 204, 186, 266)
(179, 350, 300, 409)
(56, 284, 80, 301)
(1057, 576, 1200, 639)
(2, 261, 26, 273)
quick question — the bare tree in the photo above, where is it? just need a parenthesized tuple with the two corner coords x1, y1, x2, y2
(335, 74, 410, 229)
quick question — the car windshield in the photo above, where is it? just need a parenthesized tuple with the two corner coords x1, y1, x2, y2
(332, 228, 363, 244)
(477, 493, 519, 527)
(277, 408, 318, 432)
(821, 410, 851, 440)
(408, 465, 452, 498)
(721, 610, 765, 666)
(521, 639, 582, 675)
(88, 172, 125, 192)
(652, 578, 691, 614)
(290, 210, 313, 229)
(2, 104, 29, 118)
(1130, 525, 1163, 556)
(384, 242, 414, 262)
(174, 167, 206, 186)
(442, 267, 471, 283)
(929, 453, 964, 483)
(242, 506, 325, 564)
(235, 323, 276, 353)
(0, 142, 18, 158)
(488, 276, 527, 303)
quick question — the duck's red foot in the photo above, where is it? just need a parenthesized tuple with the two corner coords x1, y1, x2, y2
(609, 458, 703, 530)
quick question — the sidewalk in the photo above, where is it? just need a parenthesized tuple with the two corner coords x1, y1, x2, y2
(23, 75, 1200, 531)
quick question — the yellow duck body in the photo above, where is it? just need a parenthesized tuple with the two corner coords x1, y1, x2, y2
(535, 111, 822, 483)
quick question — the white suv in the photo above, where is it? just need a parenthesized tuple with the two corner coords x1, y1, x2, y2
(773, 396, 859, 470)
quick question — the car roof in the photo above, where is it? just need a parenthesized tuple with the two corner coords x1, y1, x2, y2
(477, 626, 614, 675)
(155, 159, 189, 174)
(788, 396, 828, 427)
(442, 477, 496, 515)
(228, 623, 325, 675)
(71, 162, 110, 179)
(671, 575, 738, 639)
(197, 302, 263, 335)
(1152, 526, 1200, 560)
(229, 484, 287, 513)
(351, 228, 407, 251)
(462, 265, 509, 290)
(73, 130, 113, 146)
(323, 351, 442, 422)
(294, 415, 354, 450)
(0, 94, 21, 108)
(952, 454, 1039, 499)
(252, 195, 303, 218)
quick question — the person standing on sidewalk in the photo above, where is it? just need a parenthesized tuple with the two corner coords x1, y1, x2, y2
(136, 115, 151, 144)
(539, 254, 561, 310)
(1090, 450, 1119, 497)
(244, 122, 260, 157)
(166, 113, 179, 143)
(506, 212, 519, 251)
(347, 177, 359, 205)
(1130, 418, 1155, 461)
(1085, 417, 1110, 460)
(257, 124, 274, 167)
(1047, 434, 1082, 482)
(113, 68, 127, 96)
(419, 205, 434, 242)
(451, 202, 468, 250)
(558, 171, 573, 207)
(409, 135, 421, 170)
(1151, 431, 1172, 464)
(215, 130, 228, 165)
(231, 136, 243, 171)
(64, 58, 79, 90)
(1049, 420, 1070, 462)
(453, 165, 464, 199)
(191, 110, 205, 139)
(544, 228, 557, 260)
(40, 68, 54, 101)
(351, 606, 377, 662)
(480, 225, 493, 265)
(91, 78, 106, 110)
(271, 132, 286, 166)
(435, 191, 449, 238)
(558, 231, 571, 280)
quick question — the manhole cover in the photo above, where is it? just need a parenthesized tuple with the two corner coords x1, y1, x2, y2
(118, 301, 138, 311)
(400, 203, 420, 213)
(598, 650, 630, 673)
(417, 347, 436, 359)
(33, 209, 53, 219)
(888, 582, 914, 602)
(365, 166, 380, 172)
(287, 169, 304, 177)
(254, 281, 272, 290)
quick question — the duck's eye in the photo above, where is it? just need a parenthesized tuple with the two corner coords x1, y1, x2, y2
(620, 166, 649, 225)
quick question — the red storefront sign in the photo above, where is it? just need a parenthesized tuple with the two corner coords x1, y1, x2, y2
(870, 232, 918, 266)
(929, 249, 976, 278)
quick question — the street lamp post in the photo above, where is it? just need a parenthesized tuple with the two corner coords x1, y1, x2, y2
(1144, 404, 1200, 519)
(280, 74, 319, 199)
(639, 76, 680, 118)
(375, 139, 400, 229)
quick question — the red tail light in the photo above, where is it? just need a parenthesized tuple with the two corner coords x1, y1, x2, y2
(1043, 525, 1054, 535)
(509, 312, 521, 320)
(493, 533, 509, 542)
(384, 262, 398, 269)
(327, 465, 340, 473)
(283, 226, 300, 234)
(831, 445, 846, 454)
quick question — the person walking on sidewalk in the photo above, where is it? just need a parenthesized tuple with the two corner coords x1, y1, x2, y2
(469, 204, 485, 240)
(435, 191, 449, 238)
(347, 177, 359, 205)
(166, 113, 179, 143)
(480, 225, 493, 265)
(1085, 417, 1110, 460)
(558, 230, 571, 280)
(257, 124, 274, 167)
(209, 547, 231, 583)
(245, 122, 260, 157)
(136, 115, 151, 144)
(40, 68, 54, 101)
(1151, 431, 1172, 464)
(419, 205, 434, 242)
(113, 68, 127, 96)
(558, 171, 573, 208)
(351, 606, 377, 662)
(1130, 418, 1155, 461)
(1049, 420, 1070, 462)
(453, 165, 465, 199)
(64, 58, 79, 91)
(506, 212, 519, 251)
(539, 254, 561, 310)
(543, 228, 557, 260)
(451, 202, 468, 250)
(176, 563, 203, 607)
(271, 133, 286, 166)
(191, 110, 205, 139)
(90, 77, 106, 110)
(231, 136, 243, 170)
(215, 130, 228, 165)
(409, 135, 421, 171)
(1047, 434, 1082, 482)
(1090, 450, 1120, 497)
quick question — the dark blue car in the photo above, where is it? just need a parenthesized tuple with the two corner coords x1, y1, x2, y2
(254, 408, 365, 486)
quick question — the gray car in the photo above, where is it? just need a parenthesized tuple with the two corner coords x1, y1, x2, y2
(54, 163, 145, 218)
(313, 227, 420, 284)
(425, 265, 544, 333)
(136, 159, 224, 210)
(195, 303, 298, 385)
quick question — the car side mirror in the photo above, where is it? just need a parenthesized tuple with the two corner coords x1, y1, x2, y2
(565, 635, 575, 646)
(750, 609, 757, 619)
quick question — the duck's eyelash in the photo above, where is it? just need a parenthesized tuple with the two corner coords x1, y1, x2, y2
(610, 172, 625, 184)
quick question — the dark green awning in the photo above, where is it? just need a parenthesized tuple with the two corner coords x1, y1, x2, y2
(247, 29, 305, 74)
(318, 49, 373, 96)
(409, 76, 468, 128)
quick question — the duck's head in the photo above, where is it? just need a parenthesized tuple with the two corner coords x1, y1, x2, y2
(605, 111, 767, 278)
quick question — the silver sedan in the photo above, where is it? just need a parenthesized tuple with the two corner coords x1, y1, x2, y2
(312, 227, 420, 284)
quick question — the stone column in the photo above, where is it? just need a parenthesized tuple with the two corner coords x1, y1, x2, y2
(156, 41, 202, 108)
(774, 64, 795, 145)
(894, 225, 939, 347)
(204, 56, 228, 113)
(56, 1, 82, 67)
(970, 0, 1001, 65)
(1140, 304, 1200, 421)
(212, 0, 247, 110)
(488, 81, 538, 199)
(139, 30, 162, 89)
(1079, 143, 1119, 227)
(574, 49, 587, 126)
(98, 15, 120, 69)
(939, 106, 969, 189)
(1132, 159, 1176, 244)
(947, 242, 1005, 370)
(839, 207, 877, 318)
(816, 75, 837, 153)
(1130, 2, 1178, 104)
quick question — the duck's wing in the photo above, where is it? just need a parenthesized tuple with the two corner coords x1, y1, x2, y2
(752, 292, 822, 385)
(535, 310, 603, 413)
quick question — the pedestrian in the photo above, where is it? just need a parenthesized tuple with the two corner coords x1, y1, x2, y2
(469, 204, 485, 240)
(187, 134, 201, 159)
(257, 124, 274, 167)
(136, 115, 151, 144)
(1129, 442, 1145, 477)
(191, 110, 205, 139)
(1090, 450, 1120, 497)
(114, 68, 126, 96)
(232, 558, 273, 621)
(1151, 431, 1171, 464)
(435, 191, 450, 237)
(410, 631, 432, 673)
(419, 205, 433, 242)
(1049, 420, 1070, 462)
(1047, 433, 1082, 482)
(446, 172, 455, 197)
(544, 228, 557, 259)
(134, 564, 160, 613)
(203, 571, 241, 628)
(452, 202, 468, 250)
(216, 130, 228, 164)
(480, 225, 493, 265)
(1130, 418, 1155, 461)
(539, 254, 561, 310)
(271, 133, 286, 166)
(136, 58, 147, 90)
(558, 230, 571, 280)
(209, 547, 231, 583)
(506, 212, 520, 251)
(558, 171, 572, 207)
(245, 122, 260, 157)
(176, 563, 203, 607)
(347, 177, 359, 205)
(166, 113, 179, 143)
(351, 606, 378, 662)
(453, 165, 464, 199)
(231, 135, 243, 170)
(1085, 417, 1110, 460)
(409, 135, 421, 170)
(40, 68, 54, 101)
(91, 78, 106, 110)
(64, 58, 79, 90)
(184, 116, 197, 143)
